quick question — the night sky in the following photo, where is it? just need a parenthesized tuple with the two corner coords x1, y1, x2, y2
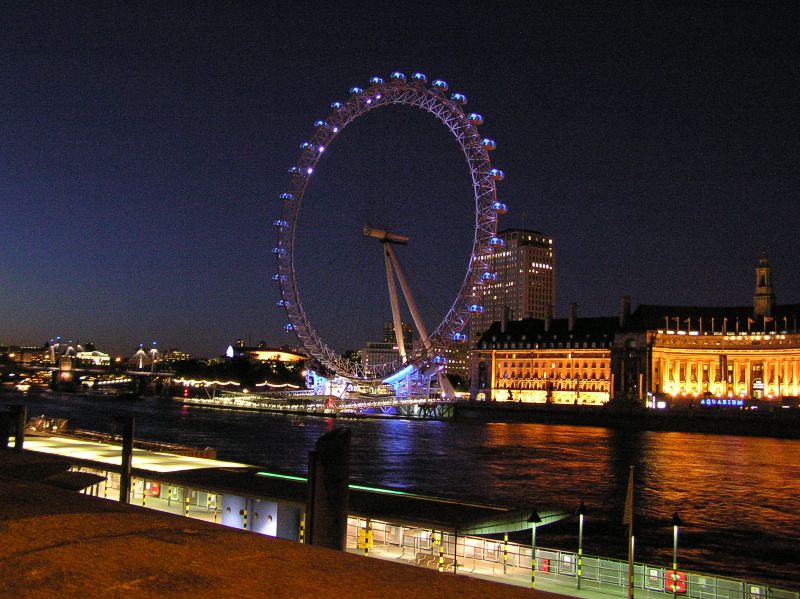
(2, 2, 798, 357)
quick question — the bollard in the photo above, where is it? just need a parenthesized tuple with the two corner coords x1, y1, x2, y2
(142, 479, 147, 507)
(113, 415, 134, 504)
(242, 508, 248, 531)
(184, 490, 190, 517)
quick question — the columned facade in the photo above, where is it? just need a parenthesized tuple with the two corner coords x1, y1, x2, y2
(650, 331, 800, 399)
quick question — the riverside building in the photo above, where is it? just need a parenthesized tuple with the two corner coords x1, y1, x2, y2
(472, 257, 800, 406)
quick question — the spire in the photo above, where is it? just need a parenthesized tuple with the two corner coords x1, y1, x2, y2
(753, 255, 775, 319)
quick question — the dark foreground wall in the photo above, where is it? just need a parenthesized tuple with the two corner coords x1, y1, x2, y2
(0, 466, 559, 599)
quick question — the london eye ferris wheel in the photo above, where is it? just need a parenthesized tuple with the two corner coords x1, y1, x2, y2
(272, 71, 508, 390)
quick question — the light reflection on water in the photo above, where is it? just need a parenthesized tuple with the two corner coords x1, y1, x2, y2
(3, 392, 798, 589)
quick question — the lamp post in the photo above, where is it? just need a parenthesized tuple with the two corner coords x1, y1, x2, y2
(671, 511, 682, 598)
(576, 500, 586, 589)
(528, 510, 542, 589)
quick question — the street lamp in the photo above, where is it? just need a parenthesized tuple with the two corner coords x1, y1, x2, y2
(576, 500, 586, 589)
(528, 510, 542, 589)
(671, 511, 682, 598)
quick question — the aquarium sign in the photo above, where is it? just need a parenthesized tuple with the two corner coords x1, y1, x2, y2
(700, 398, 743, 407)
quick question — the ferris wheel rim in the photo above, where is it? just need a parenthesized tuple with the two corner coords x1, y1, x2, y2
(273, 73, 503, 381)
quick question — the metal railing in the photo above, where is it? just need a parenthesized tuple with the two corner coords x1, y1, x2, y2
(346, 517, 798, 599)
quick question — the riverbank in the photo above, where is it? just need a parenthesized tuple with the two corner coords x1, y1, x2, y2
(455, 401, 800, 438)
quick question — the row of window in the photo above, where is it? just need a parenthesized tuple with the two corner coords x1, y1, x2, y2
(500, 360, 607, 369)
(483, 341, 611, 349)
(500, 372, 609, 380)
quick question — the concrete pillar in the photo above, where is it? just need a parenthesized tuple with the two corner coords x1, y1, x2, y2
(306, 428, 351, 550)
(113, 415, 134, 504)
(0, 412, 10, 449)
(13, 405, 27, 451)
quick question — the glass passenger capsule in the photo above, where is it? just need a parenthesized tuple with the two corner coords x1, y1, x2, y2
(273, 219, 288, 228)
(450, 92, 467, 105)
(390, 71, 407, 81)
(432, 355, 448, 365)
(489, 168, 504, 181)
(481, 271, 497, 282)
(451, 333, 468, 343)
(277, 299, 291, 307)
(369, 76, 384, 85)
(432, 79, 448, 91)
(412, 72, 427, 83)
(491, 201, 508, 214)
(284, 324, 294, 332)
(271, 247, 287, 255)
(279, 193, 295, 201)
(467, 113, 484, 125)
(272, 274, 287, 282)
(331, 101, 342, 109)
(481, 138, 496, 151)
(349, 86, 363, 94)
(489, 237, 506, 248)
(469, 304, 485, 314)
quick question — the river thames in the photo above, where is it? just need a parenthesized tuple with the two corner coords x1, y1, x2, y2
(3, 391, 798, 590)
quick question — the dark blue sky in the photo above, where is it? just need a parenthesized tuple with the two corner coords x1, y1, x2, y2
(1, 2, 798, 357)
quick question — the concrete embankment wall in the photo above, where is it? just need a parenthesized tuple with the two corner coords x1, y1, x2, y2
(0, 469, 559, 598)
(454, 402, 800, 439)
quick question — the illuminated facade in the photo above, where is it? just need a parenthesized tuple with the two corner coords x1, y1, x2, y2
(1, 345, 50, 366)
(442, 342, 469, 380)
(472, 309, 617, 405)
(362, 321, 414, 376)
(470, 229, 556, 341)
(161, 348, 191, 363)
(473, 258, 800, 405)
(76, 351, 111, 366)
(229, 341, 305, 364)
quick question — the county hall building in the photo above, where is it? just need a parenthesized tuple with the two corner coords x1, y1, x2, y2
(471, 257, 800, 406)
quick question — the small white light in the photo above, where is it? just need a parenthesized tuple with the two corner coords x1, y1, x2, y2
(318, 146, 325, 152)
(333, 127, 339, 133)
(307, 168, 313, 174)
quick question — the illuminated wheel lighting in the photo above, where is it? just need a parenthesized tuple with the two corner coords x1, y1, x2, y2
(275, 72, 504, 381)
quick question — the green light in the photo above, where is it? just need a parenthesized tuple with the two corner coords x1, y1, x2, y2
(255, 471, 504, 510)
(349, 484, 413, 497)
(256, 471, 307, 482)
